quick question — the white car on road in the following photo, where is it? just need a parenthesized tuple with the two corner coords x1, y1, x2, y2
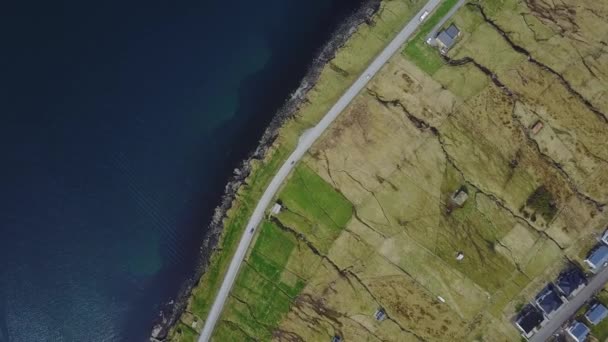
(419, 10, 429, 21)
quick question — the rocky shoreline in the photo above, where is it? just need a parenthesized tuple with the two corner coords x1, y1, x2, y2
(150, 0, 381, 339)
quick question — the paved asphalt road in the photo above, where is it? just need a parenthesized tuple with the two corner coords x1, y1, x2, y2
(530, 266, 608, 342)
(198, 1, 443, 340)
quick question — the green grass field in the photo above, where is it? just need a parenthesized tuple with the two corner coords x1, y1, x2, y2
(590, 312, 608, 341)
(213, 221, 302, 340)
(402, 0, 461, 75)
(277, 163, 353, 252)
(211, 164, 353, 340)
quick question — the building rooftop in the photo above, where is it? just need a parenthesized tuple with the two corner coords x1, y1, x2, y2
(445, 24, 460, 39)
(586, 244, 608, 269)
(531, 121, 544, 135)
(515, 304, 544, 334)
(586, 303, 608, 325)
(271, 203, 282, 215)
(451, 188, 468, 206)
(555, 267, 586, 297)
(602, 229, 608, 245)
(436, 24, 460, 50)
(567, 321, 590, 342)
(535, 284, 563, 315)
(375, 308, 387, 321)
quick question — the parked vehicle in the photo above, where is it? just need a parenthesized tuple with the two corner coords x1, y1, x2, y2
(419, 10, 429, 21)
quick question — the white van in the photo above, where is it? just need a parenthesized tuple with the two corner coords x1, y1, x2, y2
(419, 10, 429, 21)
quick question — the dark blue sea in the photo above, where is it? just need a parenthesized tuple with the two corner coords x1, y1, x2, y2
(0, 1, 363, 341)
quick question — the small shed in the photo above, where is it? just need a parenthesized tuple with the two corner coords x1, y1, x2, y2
(451, 188, 469, 206)
(531, 120, 544, 135)
(567, 321, 590, 342)
(456, 251, 464, 261)
(436, 24, 461, 51)
(271, 203, 282, 215)
(585, 244, 608, 272)
(585, 303, 608, 325)
(331, 335, 342, 342)
(374, 308, 387, 321)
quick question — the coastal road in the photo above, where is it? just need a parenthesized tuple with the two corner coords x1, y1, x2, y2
(530, 266, 608, 342)
(198, 1, 443, 340)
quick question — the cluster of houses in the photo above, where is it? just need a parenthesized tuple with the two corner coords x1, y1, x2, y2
(567, 302, 608, 341)
(514, 231, 608, 340)
(515, 267, 587, 339)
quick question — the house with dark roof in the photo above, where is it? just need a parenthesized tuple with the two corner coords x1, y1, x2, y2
(435, 24, 460, 53)
(566, 321, 590, 342)
(514, 304, 545, 339)
(585, 244, 608, 272)
(535, 284, 564, 317)
(585, 302, 608, 325)
(555, 267, 587, 298)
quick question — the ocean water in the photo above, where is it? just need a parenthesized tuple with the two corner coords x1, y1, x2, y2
(0, 1, 363, 341)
